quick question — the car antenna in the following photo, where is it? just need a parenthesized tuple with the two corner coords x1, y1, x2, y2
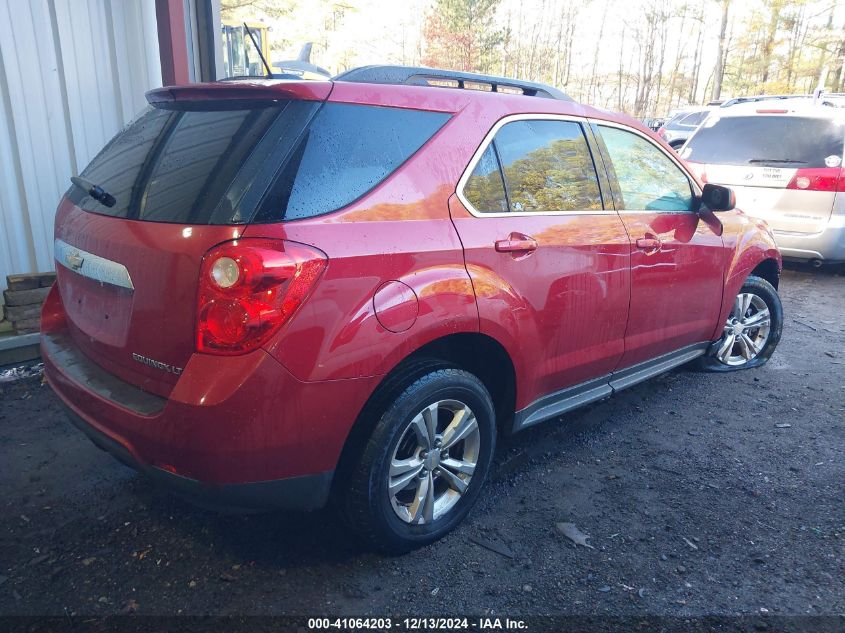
(243, 22, 273, 77)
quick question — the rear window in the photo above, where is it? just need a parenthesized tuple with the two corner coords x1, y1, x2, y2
(71, 101, 449, 224)
(683, 115, 845, 167)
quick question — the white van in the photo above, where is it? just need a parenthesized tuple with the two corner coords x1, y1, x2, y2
(681, 101, 845, 264)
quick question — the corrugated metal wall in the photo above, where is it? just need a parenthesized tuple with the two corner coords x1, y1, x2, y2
(0, 0, 162, 292)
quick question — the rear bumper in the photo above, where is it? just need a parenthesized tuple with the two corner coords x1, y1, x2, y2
(41, 298, 380, 510)
(773, 216, 845, 262)
(63, 405, 333, 512)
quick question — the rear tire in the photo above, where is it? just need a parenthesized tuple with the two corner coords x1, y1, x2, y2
(339, 368, 496, 554)
(699, 275, 782, 372)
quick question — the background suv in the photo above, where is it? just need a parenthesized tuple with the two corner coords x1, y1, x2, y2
(656, 106, 716, 149)
(42, 66, 783, 553)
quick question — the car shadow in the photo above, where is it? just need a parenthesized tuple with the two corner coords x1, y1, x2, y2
(133, 479, 367, 567)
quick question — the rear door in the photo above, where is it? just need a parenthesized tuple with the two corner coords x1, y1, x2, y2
(594, 122, 724, 368)
(54, 97, 323, 397)
(682, 113, 845, 234)
(450, 116, 631, 405)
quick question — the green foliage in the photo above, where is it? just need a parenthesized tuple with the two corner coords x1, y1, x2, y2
(422, 0, 504, 72)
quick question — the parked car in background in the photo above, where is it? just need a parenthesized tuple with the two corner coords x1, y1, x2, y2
(657, 106, 716, 149)
(41, 66, 783, 553)
(272, 43, 331, 80)
(641, 116, 667, 132)
(681, 100, 845, 265)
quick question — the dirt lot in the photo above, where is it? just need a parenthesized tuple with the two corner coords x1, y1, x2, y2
(0, 264, 842, 621)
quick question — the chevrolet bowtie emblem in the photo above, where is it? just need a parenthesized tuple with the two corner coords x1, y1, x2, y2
(66, 250, 85, 271)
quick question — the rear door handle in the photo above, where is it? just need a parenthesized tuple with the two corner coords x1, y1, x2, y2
(495, 233, 538, 254)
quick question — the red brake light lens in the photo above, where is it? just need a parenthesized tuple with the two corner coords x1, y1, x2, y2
(197, 239, 327, 355)
(786, 168, 844, 192)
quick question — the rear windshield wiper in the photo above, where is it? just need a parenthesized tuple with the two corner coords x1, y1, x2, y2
(70, 176, 116, 207)
(747, 159, 807, 165)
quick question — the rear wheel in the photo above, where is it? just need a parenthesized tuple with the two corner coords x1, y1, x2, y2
(339, 367, 495, 554)
(700, 275, 782, 371)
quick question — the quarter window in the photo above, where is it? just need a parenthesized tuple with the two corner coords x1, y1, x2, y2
(494, 120, 603, 212)
(463, 145, 508, 213)
(598, 126, 694, 211)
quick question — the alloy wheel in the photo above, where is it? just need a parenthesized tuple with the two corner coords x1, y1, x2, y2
(716, 292, 771, 366)
(388, 399, 480, 524)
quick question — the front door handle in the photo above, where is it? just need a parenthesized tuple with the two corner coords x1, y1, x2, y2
(635, 235, 662, 252)
(495, 233, 538, 254)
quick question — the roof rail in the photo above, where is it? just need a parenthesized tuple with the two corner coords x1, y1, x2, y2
(333, 65, 572, 101)
(720, 94, 810, 108)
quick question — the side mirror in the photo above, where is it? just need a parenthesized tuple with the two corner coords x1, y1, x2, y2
(695, 184, 729, 237)
(700, 183, 735, 211)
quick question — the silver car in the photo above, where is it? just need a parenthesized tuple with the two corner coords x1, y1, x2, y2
(657, 107, 717, 149)
(681, 101, 845, 265)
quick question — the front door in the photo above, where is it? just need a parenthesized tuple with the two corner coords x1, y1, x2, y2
(450, 117, 631, 408)
(593, 122, 725, 369)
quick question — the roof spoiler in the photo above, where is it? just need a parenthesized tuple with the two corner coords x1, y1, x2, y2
(146, 81, 331, 104)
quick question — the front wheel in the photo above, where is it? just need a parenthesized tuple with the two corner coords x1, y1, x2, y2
(339, 368, 496, 554)
(699, 275, 783, 371)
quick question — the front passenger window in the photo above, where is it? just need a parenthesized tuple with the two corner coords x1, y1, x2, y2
(599, 126, 694, 211)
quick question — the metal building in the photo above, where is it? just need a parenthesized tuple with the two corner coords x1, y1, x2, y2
(0, 0, 220, 294)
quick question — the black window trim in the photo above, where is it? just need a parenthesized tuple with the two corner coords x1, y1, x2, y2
(456, 113, 614, 217)
(590, 118, 702, 215)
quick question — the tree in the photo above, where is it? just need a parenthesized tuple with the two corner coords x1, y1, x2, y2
(421, 0, 504, 72)
(711, 0, 730, 101)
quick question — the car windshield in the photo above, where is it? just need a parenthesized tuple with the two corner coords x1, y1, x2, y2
(683, 115, 845, 167)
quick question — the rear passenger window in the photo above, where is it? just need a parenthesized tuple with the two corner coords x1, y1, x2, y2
(494, 120, 602, 212)
(464, 145, 508, 213)
(599, 126, 694, 211)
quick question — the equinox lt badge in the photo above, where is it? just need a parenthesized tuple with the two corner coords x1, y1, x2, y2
(132, 353, 183, 376)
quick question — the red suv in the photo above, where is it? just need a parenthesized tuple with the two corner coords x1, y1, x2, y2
(41, 67, 783, 553)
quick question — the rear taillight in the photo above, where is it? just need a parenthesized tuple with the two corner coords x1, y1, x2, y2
(657, 127, 666, 138)
(197, 239, 327, 355)
(786, 167, 845, 192)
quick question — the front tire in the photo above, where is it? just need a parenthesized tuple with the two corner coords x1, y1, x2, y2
(699, 275, 783, 371)
(340, 368, 496, 554)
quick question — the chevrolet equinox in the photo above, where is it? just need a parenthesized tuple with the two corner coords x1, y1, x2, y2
(41, 66, 783, 553)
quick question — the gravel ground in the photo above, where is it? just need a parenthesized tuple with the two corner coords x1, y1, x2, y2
(0, 264, 842, 621)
